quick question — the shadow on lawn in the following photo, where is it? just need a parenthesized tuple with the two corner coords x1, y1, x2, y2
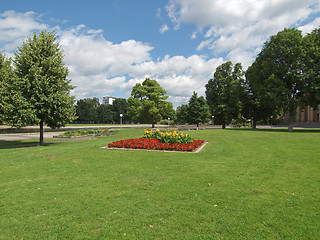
(226, 128, 320, 133)
(0, 140, 64, 149)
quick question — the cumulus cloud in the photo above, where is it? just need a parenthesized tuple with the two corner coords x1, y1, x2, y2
(0, 10, 47, 52)
(166, 0, 320, 68)
(0, 10, 224, 106)
(124, 54, 224, 106)
(58, 25, 154, 99)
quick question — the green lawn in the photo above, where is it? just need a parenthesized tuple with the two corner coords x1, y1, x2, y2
(1, 129, 319, 239)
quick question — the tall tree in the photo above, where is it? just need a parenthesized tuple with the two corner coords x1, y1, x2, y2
(76, 98, 100, 123)
(247, 28, 315, 131)
(187, 92, 210, 128)
(127, 78, 169, 128)
(96, 104, 114, 123)
(112, 98, 128, 123)
(303, 27, 320, 109)
(244, 63, 281, 128)
(13, 30, 76, 144)
(205, 61, 245, 129)
(0, 52, 35, 126)
(176, 104, 189, 124)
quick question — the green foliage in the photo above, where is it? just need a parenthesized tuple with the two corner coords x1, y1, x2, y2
(127, 78, 172, 127)
(187, 92, 211, 126)
(205, 62, 245, 128)
(112, 98, 129, 123)
(0, 52, 36, 127)
(14, 30, 76, 129)
(1, 30, 76, 144)
(303, 27, 320, 108)
(175, 104, 189, 124)
(246, 28, 320, 131)
(144, 128, 192, 144)
(76, 97, 100, 123)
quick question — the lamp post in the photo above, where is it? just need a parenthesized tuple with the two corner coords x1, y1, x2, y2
(212, 115, 214, 125)
(168, 117, 170, 130)
(120, 114, 123, 130)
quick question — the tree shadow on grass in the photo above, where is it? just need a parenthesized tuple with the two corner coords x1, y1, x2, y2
(225, 128, 320, 133)
(0, 140, 65, 149)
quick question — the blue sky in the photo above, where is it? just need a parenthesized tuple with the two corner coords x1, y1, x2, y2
(1, 0, 320, 107)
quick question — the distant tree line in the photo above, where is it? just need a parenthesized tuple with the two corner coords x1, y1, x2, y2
(75, 97, 130, 124)
(2, 27, 320, 135)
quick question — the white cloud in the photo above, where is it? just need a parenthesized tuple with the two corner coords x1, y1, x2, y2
(166, 0, 320, 68)
(298, 17, 320, 34)
(159, 24, 169, 34)
(0, 10, 227, 106)
(124, 54, 224, 106)
(0, 10, 47, 52)
(58, 25, 154, 99)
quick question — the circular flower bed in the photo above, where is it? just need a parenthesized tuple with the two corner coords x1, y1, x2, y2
(107, 129, 205, 152)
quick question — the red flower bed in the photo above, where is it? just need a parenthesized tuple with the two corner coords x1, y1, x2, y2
(108, 138, 205, 152)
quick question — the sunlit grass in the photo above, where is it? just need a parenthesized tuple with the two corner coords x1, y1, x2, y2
(1, 128, 319, 239)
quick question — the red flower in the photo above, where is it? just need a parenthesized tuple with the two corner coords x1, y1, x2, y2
(108, 138, 204, 152)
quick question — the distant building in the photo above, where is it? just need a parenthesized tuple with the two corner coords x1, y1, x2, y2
(102, 96, 117, 105)
(282, 105, 320, 125)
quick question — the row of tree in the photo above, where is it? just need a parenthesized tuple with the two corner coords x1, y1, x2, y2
(75, 79, 210, 128)
(75, 97, 130, 124)
(1, 27, 320, 146)
(206, 27, 320, 131)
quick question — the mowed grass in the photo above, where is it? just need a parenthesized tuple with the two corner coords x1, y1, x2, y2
(0, 128, 319, 239)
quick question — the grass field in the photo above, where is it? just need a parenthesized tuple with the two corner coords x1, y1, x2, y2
(1, 128, 319, 239)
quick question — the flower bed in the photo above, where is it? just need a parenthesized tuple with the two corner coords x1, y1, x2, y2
(108, 137, 205, 152)
(107, 129, 205, 152)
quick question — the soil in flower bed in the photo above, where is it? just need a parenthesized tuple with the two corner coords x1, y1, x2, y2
(106, 137, 206, 152)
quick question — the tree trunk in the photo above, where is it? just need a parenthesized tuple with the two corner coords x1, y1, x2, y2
(252, 120, 257, 129)
(288, 111, 295, 132)
(196, 122, 199, 130)
(287, 102, 297, 132)
(152, 115, 155, 129)
(40, 121, 44, 145)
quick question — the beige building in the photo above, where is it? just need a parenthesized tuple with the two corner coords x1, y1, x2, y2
(283, 105, 320, 123)
(295, 105, 320, 123)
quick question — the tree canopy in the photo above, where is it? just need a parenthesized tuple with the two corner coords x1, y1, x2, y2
(205, 61, 245, 129)
(187, 92, 210, 128)
(127, 78, 172, 128)
(3, 30, 76, 144)
(246, 28, 320, 131)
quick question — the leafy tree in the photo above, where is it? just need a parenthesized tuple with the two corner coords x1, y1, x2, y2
(7, 30, 76, 144)
(303, 27, 320, 108)
(127, 78, 169, 128)
(76, 97, 100, 123)
(176, 104, 189, 124)
(96, 104, 114, 123)
(0, 52, 35, 126)
(159, 101, 176, 122)
(112, 98, 128, 123)
(187, 92, 210, 128)
(205, 61, 245, 129)
(247, 28, 316, 131)
(244, 65, 281, 128)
